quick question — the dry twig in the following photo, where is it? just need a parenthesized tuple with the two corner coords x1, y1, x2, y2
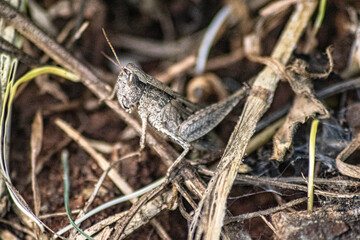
(0, 3, 216, 238)
(55, 118, 170, 239)
(189, 2, 318, 239)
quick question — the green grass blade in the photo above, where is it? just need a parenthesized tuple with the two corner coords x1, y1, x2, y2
(0, 66, 79, 232)
(308, 119, 319, 211)
(61, 150, 95, 240)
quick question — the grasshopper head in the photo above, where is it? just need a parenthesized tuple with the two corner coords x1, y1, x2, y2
(116, 64, 146, 113)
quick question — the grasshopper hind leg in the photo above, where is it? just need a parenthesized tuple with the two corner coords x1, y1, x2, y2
(154, 127, 192, 179)
(166, 145, 190, 179)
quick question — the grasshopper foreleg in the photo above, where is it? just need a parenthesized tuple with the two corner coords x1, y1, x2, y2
(139, 114, 148, 151)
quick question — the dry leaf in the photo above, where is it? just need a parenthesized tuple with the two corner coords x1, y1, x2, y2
(271, 59, 330, 161)
(187, 73, 228, 103)
(31, 111, 43, 216)
(336, 132, 360, 179)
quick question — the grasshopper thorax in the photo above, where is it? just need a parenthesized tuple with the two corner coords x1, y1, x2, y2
(116, 64, 146, 113)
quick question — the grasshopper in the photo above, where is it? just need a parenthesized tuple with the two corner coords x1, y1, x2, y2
(103, 30, 248, 238)
(104, 30, 247, 175)
(111, 63, 247, 174)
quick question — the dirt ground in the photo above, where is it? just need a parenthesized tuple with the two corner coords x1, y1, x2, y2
(1, 0, 360, 239)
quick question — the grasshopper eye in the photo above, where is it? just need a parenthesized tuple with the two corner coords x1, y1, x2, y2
(120, 68, 129, 75)
(119, 69, 131, 82)
(123, 68, 131, 75)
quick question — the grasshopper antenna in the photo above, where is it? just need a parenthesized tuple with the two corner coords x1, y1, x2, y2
(102, 28, 123, 69)
(101, 51, 118, 67)
(101, 28, 123, 102)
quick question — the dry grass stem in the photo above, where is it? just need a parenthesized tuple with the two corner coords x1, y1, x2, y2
(226, 197, 307, 223)
(197, 167, 360, 198)
(189, 3, 320, 239)
(55, 118, 133, 194)
(336, 132, 360, 179)
(30, 111, 43, 217)
(0, 218, 37, 239)
(54, 118, 169, 238)
(0, 0, 179, 169)
(110, 32, 201, 59)
(156, 55, 196, 83)
(39, 210, 81, 219)
(69, 151, 138, 238)
(2, 1, 358, 239)
(0, 6, 244, 215)
(261, 215, 281, 239)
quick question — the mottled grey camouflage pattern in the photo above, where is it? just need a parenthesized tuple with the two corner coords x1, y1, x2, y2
(115, 63, 247, 153)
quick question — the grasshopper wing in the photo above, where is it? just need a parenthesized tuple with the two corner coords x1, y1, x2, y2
(179, 88, 247, 142)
